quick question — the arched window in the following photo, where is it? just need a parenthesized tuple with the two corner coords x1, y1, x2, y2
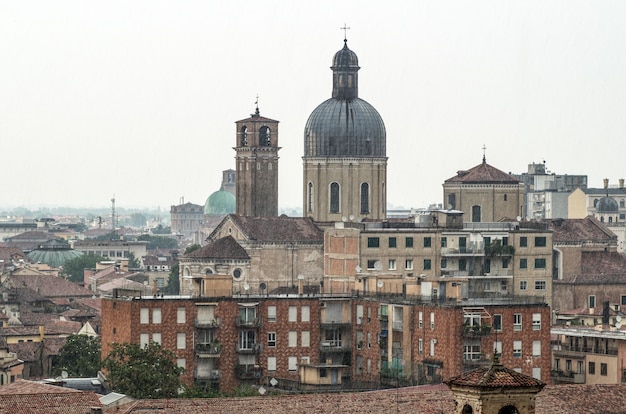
(621, 199, 625, 208)
(472, 205, 482, 222)
(259, 126, 271, 146)
(504, 194, 508, 201)
(594, 198, 599, 207)
(240, 126, 248, 146)
(360, 182, 369, 213)
(308, 182, 314, 212)
(462, 404, 474, 414)
(498, 405, 519, 414)
(330, 182, 340, 213)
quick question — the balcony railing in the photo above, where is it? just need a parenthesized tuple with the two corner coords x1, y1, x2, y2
(236, 317, 262, 328)
(237, 364, 262, 379)
(320, 340, 351, 353)
(462, 324, 492, 337)
(194, 369, 221, 381)
(320, 320, 352, 328)
(554, 345, 618, 356)
(195, 342, 222, 357)
(195, 318, 220, 328)
(462, 355, 491, 368)
(550, 369, 586, 384)
(236, 343, 263, 354)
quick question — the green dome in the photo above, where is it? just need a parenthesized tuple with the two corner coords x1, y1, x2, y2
(204, 188, 236, 215)
(27, 239, 84, 268)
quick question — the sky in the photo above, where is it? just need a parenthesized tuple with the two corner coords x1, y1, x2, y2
(2, 1, 626, 211)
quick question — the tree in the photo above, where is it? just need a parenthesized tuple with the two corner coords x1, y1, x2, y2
(102, 341, 184, 399)
(163, 244, 199, 295)
(127, 252, 141, 269)
(62, 254, 103, 283)
(137, 234, 178, 250)
(53, 334, 101, 377)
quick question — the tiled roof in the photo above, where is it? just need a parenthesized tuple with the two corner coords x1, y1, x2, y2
(445, 161, 520, 184)
(546, 217, 616, 243)
(185, 236, 250, 260)
(0, 379, 102, 414)
(556, 251, 626, 284)
(0, 246, 26, 262)
(446, 362, 545, 389)
(226, 214, 324, 243)
(10, 275, 95, 299)
(5, 231, 53, 242)
(110, 383, 626, 414)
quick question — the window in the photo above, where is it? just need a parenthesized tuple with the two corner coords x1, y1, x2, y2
(513, 340, 522, 358)
(418, 311, 423, 328)
(493, 314, 502, 332)
(513, 314, 522, 331)
(532, 367, 541, 380)
(301, 331, 310, 347)
(177, 307, 186, 324)
(424, 259, 432, 270)
(502, 258, 509, 268)
(532, 313, 541, 330)
(140, 333, 149, 348)
(520, 237, 527, 247)
(535, 237, 547, 247)
(622, 295, 626, 305)
(177, 333, 186, 349)
(430, 339, 436, 356)
(388, 237, 397, 248)
(405, 237, 413, 248)
(307, 182, 314, 212)
(418, 338, 423, 354)
(288, 331, 297, 347)
(330, 182, 340, 213)
(441, 237, 447, 248)
(288, 306, 297, 322)
(534, 280, 546, 290)
(288, 356, 298, 371)
(301, 306, 310, 322)
(367, 260, 377, 270)
(601, 363, 608, 376)
(430, 312, 435, 329)
(405, 259, 413, 270)
(463, 344, 482, 361)
(152, 333, 161, 345)
(534, 258, 547, 269)
(459, 259, 466, 271)
(472, 205, 481, 222)
(532, 340, 541, 357)
(360, 182, 369, 213)
(267, 306, 277, 322)
(259, 126, 271, 146)
(589, 295, 596, 309)
(267, 332, 276, 347)
(140, 308, 149, 324)
(494, 341, 502, 358)
(267, 356, 277, 371)
(424, 237, 432, 248)
(589, 361, 596, 375)
(484, 258, 491, 274)
(520, 280, 527, 291)
(177, 359, 186, 370)
(388, 259, 396, 270)
(367, 237, 380, 248)
(356, 305, 363, 324)
(152, 308, 161, 324)
(520, 258, 528, 269)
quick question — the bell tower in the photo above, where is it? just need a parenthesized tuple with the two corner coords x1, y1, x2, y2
(234, 104, 280, 217)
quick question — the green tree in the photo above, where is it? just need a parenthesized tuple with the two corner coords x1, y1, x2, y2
(137, 234, 178, 250)
(163, 244, 199, 295)
(53, 334, 101, 377)
(102, 341, 184, 399)
(62, 254, 103, 283)
(127, 252, 141, 269)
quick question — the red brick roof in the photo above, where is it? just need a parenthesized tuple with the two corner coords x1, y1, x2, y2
(446, 362, 545, 389)
(185, 236, 250, 260)
(546, 217, 616, 243)
(225, 215, 324, 243)
(555, 251, 626, 284)
(10, 274, 95, 299)
(0, 379, 102, 414)
(445, 161, 520, 184)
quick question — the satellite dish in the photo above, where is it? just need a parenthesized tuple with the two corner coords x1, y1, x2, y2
(297, 274, 305, 280)
(259, 282, 267, 290)
(143, 281, 148, 285)
(258, 386, 266, 395)
(61, 370, 68, 379)
(342, 216, 347, 222)
(355, 265, 362, 273)
(243, 283, 250, 291)
(374, 261, 382, 271)
(617, 316, 622, 322)
(349, 215, 355, 221)
(377, 281, 384, 288)
(270, 377, 278, 387)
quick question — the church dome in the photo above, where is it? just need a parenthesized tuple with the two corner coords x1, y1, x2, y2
(597, 196, 619, 213)
(27, 239, 83, 268)
(204, 188, 236, 215)
(304, 40, 386, 158)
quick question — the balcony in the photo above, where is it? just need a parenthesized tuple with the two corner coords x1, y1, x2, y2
(320, 340, 351, 353)
(461, 324, 492, 338)
(236, 317, 262, 328)
(195, 318, 220, 329)
(392, 321, 403, 331)
(195, 342, 222, 357)
(551, 369, 586, 384)
(554, 345, 618, 357)
(194, 369, 221, 381)
(320, 320, 352, 328)
(236, 343, 263, 354)
(378, 312, 389, 322)
(462, 355, 491, 368)
(441, 246, 484, 256)
(237, 364, 262, 379)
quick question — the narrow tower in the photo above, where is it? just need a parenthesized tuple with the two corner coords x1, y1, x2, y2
(234, 103, 280, 217)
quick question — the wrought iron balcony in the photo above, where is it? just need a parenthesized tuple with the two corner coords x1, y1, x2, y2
(195, 318, 221, 328)
(237, 364, 262, 379)
(195, 342, 222, 357)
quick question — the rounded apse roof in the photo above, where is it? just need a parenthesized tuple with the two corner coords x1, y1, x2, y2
(597, 196, 619, 213)
(304, 98, 386, 157)
(204, 189, 236, 215)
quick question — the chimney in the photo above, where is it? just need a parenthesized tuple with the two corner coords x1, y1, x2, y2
(604, 178, 609, 189)
(620, 179, 624, 189)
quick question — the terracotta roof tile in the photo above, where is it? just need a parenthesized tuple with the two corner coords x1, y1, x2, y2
(445, 161, 520, 184)
(10, 275, 95, 299)
(0, 379, 102, 414)
(446, 362, 545, 389)
(185, 236, 250, 260)
(226, 215, 324, 243)
(546, 217, 616, 243)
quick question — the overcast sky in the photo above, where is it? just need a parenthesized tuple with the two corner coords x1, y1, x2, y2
(2, 1, 626, 211)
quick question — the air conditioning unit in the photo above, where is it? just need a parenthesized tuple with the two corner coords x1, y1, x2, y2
(320, 302, 326, 308)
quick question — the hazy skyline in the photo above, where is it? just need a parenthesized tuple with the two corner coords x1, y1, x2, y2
(2, 1, 626, 211)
